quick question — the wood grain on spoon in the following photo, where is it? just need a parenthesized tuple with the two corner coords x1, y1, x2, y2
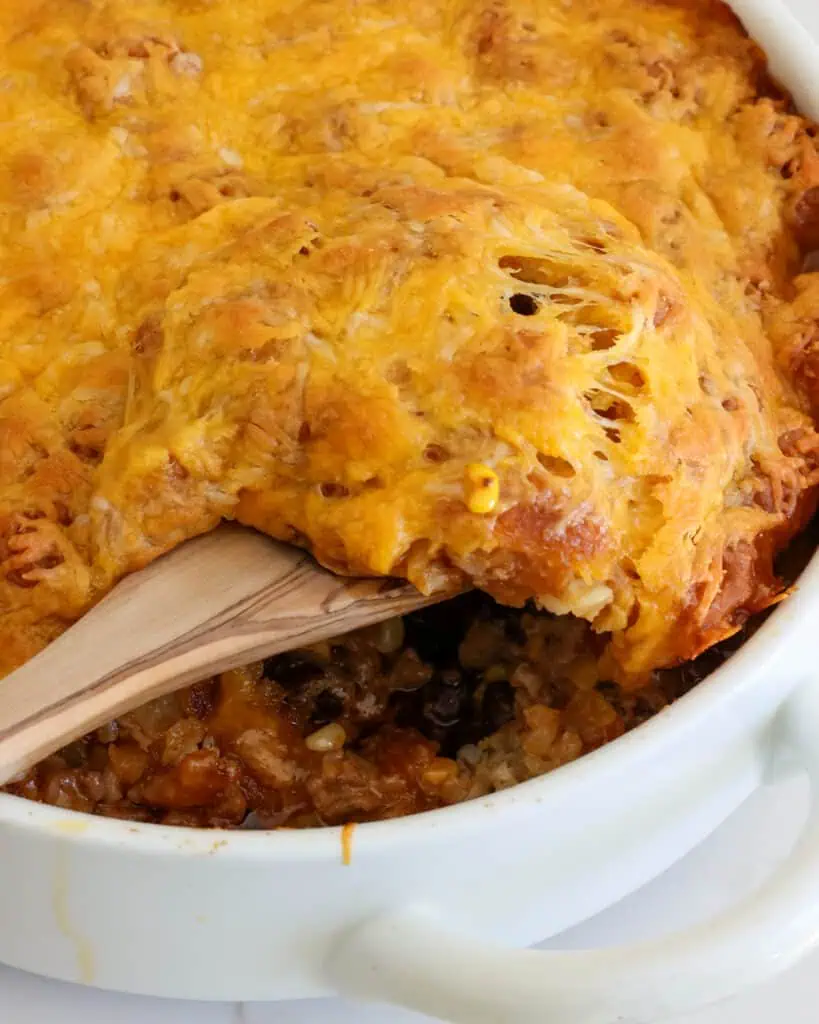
(0, 525, 439, 785)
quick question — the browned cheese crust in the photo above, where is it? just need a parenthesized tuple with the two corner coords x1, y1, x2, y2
(1, 0, 819, 683)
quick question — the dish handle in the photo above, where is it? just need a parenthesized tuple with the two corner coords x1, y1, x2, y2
(328, 678, 819, 1024)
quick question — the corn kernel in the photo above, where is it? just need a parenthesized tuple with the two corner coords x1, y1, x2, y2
(305, 722, 347, 752)
(373, 617, 405, 654)
(421, 757, 459, 787)
(464, 463, 499, 514)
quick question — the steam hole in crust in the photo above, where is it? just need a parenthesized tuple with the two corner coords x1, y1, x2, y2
(319, 482, 350, 498)
(584, 388, 636, 423)
(499, 254, 586, 291)
(424, 444, 450, 463)
(590, 328, 618, 350)
(537, 453, 576, 478)
(509, 292, 539, 316)
(606, 361, 645, 392)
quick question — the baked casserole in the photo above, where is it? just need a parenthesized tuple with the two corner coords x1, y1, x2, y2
(4, 0, 819, 825)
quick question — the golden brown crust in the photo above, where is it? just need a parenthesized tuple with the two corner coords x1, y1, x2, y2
(1, 0, 818, 683)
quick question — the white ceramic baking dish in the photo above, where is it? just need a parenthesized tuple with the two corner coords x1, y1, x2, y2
(1, 2, 819, 1021)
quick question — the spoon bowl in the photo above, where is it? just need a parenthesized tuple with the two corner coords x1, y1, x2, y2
(0, 525, 437, 784)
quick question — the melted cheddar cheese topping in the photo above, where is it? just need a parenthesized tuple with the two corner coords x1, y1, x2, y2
(2, 0, 819, 682)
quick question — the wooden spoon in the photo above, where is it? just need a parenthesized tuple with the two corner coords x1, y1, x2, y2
(0, 525, 438, 784)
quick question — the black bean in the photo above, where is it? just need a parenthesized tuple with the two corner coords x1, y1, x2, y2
(481, 680, 516, 732)
(631, 695, 660, 726)
(310, 689, 345, 726)
(404, 592, 486, 665)
(330, 644, 382, 686)
(674, 628, 747, 693)
(595, 681, 620, 701)
(422, 670, 469, 729)
(404, 612, 461, 665)
(61, 740, 89, 769)
(495, 608, 529, 646)
(391, 690, 424, 731)
(474, 600, 531, 646)
(391, 668, 472, 752)
(262, 652, 325, 689)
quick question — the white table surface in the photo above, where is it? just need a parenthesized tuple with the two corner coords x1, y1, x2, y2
(5, 0, 819, 1020)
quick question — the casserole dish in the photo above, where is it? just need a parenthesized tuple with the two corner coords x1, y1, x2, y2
(2, 1, 819, 1022)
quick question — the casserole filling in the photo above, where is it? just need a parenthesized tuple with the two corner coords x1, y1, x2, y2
(6, 595, 733, 827)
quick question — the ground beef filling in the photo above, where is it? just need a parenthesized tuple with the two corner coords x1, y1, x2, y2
(4, 594, 739, 828)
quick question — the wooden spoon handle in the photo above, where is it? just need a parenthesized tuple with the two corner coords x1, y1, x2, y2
(0, 526, 436, 783)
